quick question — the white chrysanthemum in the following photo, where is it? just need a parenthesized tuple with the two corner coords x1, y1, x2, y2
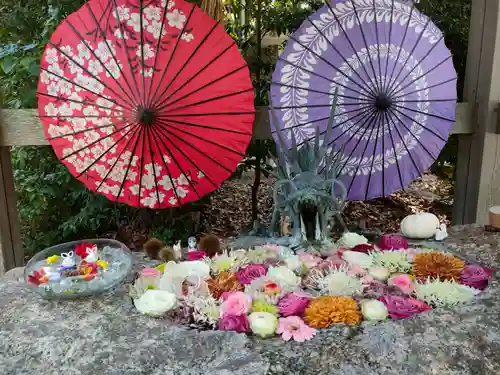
(342, 250, 373, 269)
(369, 251, 412, 273)
(415, 278, 481, 307)
(185, 295, 220, 328)
(267, 266, 301, 290)
(246, 246, 278, 264)
(206, 250, 248, 274)
(317, 268, 363, 297)
(336, 232, 369, 248)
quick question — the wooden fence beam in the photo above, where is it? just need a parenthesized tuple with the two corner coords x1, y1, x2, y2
(4, 104, 473, 146)
(0, 110, 23, 275)
(453, 0, 500, 225)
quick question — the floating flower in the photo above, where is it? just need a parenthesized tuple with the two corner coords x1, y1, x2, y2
(362, 281, 405, 300)
(206, 271, 244, 299)
(342, 251, 373, 269)
(412, 252, 465, 281)
(304, 296, 362, 328)
(187, 251, 208, 261)
(379, 295, 431, 319)
(414, 278, 480, 307)
(218, 314, 250, 333)
(368, 266, 390, 282)
(460, 265, 493, 290)
(369, 251, 412, 273)
(277, 292, 310, 317)
(248, 312, 278, 338)
(220, 291, 251, 316)
(252, 299, 279, 316)
(388, 274, 414, 294)
(46, 255, 60, 264)
(209, 251, 238, 274)
(97, 259, 109, 270)
(267, 266, 301, 290)
(318, 255, 346, 270)
(245, 276, 285, 304)
(237, 264, 268, 285)
(276, 316, 316, 342)
(28, 269, 47, 286)
(336, 232, 369, 249)
(360, 300, 389, 321)
(133, 290, 177, 317)
(378, 235, 408, 251)
(74, 242, 93, 258)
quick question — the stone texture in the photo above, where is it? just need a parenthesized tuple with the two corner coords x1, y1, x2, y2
(2, 225, 500, 374)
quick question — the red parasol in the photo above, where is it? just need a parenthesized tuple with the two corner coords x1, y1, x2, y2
(37, 0, 255, 208)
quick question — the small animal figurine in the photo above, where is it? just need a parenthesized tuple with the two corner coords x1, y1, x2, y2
(188, 237, 197, 251)
(198, 234, 221, 258)
(173, 241, 182, 259)
(61, 251, 76, 268)
(85, 246, 99, 263)
(434, 223, 448, 241)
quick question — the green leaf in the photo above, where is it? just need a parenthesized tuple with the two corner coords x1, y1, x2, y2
(1, 56, 17, 74)
(28, 63, 40, 76)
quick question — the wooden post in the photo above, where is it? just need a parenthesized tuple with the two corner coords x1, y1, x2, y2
(453, 0, 500, 225)
(0, 109, 23, 275)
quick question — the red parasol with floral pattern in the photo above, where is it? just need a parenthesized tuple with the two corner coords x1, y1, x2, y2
(37, 0, 255, 208)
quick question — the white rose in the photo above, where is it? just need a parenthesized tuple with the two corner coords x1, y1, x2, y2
(368, 266, 390, 282)
(248, 312, 278, 338)
(336, 232, 369, 249)
(342, 251, 373, 269)
(360, 300, 388, 321)
(267, 266, 301, 289)
(284, 255, 301, 271)
(134, 290, 177, 317)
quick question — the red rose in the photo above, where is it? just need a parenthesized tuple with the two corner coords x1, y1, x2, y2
(74, 242, 93, 258)
(236, 264, 268, 285)
(350, 244, 375, 253)
(218, 314, 249, 333)
(378, 235, 408, 251)
(460, 265, 494, 290)
(379, 295, 431, 319)
(187, 251, 208, 261)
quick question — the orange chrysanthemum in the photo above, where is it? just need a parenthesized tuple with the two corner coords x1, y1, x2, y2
(412, 251, 465, 281)
(304, 296, 362, 328)
(206, 271, 244, 299)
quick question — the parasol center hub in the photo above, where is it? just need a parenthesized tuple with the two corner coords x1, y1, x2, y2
(375, 94, 392, 111)
(138, 108, 156, 125)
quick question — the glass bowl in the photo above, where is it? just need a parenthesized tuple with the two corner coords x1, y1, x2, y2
(24, 238, 133, 300)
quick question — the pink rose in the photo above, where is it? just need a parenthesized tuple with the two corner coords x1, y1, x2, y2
(350, 244, 375, 253)
(278, 293, 310, 317)
(298, 253, 322, 269)
(388, 275, 414, 294)
(460, 265, 494, 290)
(187, 251, 208, 261)
(220, 292, 252, 316)
(378, 235, 408, 251)
(318, 255, 346, 270)
(237, 264, 268, 285)
(218, 314, 249, 333)
(362, 282, 405, 300)
(379, 295, 431, 319)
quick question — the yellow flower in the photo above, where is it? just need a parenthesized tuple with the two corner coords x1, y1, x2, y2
(47, 255, 60, 264)
(156, 264, 166, 273)
(97, 260, 109, 270)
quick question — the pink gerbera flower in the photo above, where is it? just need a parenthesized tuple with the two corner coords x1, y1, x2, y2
(276, 316, 316, 342)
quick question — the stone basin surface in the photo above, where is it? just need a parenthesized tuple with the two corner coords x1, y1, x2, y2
(1, 224, 500, 375)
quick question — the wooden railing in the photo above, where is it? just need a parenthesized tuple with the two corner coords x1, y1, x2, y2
(0, 103, 472, 274)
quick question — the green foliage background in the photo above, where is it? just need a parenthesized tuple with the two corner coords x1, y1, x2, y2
(0, 0, 471, 254)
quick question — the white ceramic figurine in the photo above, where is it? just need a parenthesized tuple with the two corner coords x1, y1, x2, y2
(85, 246, 99, 263)
(434, 223, 448, 241)
(61, 251, 76, 268)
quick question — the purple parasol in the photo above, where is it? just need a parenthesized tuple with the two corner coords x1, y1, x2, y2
(270, 0, 457, 201)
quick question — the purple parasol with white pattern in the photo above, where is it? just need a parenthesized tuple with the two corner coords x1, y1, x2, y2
(270, 0, 457, 201)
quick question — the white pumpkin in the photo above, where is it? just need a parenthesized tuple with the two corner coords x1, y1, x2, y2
(400, 213, 440, 239)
